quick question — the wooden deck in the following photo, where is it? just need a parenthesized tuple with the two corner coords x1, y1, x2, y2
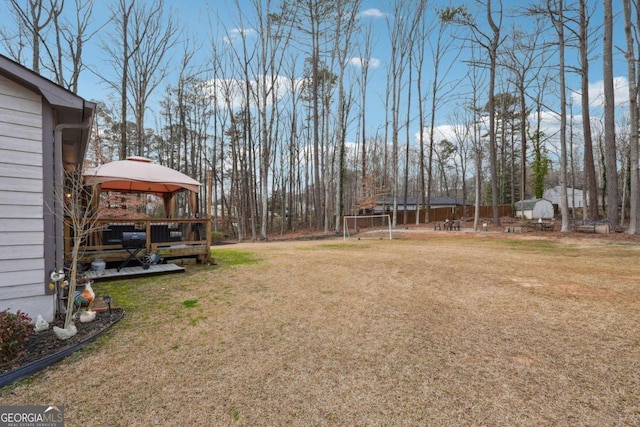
(75, 244, 209, 264)
(85, 263, 186, 281)
(66, 218, 212, 265)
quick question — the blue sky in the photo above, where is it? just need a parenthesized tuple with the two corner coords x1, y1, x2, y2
(1, 0, 631, 154)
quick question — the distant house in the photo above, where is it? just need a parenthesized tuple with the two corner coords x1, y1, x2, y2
(514, 198, 554, 220)
(0, 55, 95, 321)
(374, 196, 470, 213)
(544, 186, 585, 209)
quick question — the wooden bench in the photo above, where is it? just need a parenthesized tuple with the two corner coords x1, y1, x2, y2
(570, 219, 604, 233)
(575, 224, 596, 233)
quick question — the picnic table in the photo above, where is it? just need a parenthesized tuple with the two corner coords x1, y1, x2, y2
(434, 220, 460, 230)
(442, 220, 460, 231)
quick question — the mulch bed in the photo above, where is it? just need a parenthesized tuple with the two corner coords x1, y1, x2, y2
(0, 308, 123, 378)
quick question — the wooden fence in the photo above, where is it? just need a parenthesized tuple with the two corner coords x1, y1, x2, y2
(346, 205, 513, 227)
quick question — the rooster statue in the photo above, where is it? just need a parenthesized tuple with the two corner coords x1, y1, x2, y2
(54, 277, 96, 339)
(74, 278, 96, 323)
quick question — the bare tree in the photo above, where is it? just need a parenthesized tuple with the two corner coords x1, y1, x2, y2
(331, 0, 361, 233)
(8, 0, 58, 73)
(57, 169, 102, 330)
(128, 0, 179, 157)
(624, 0, 639, 234)
(283, 55, 303, 232)
(449, 109, 473, 218)
(602, 0, 618, 227)
(243, 0, 298, 239)
(47, 0, 68, 87)
(385, 0, 415, 227)
(466, 44, 487, 231)
(355, 23, 375, 208)
(503, 18, 548, 203)
(413, 12, 427, 224)
(6, 0, 99, 94)
(400, 1, 426, 226)
(540, 0, 570, 232)
(0, 8, 30, 64)
(485, 0, 503, 226)
(282, 0, 338, 230)
(102, 0, 136, 160)
(426, 5, 466, 222)
(456, 0, 504, 226)
(577, 0, 599, 220)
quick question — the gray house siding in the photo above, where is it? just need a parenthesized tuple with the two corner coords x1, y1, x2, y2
(0, 74, 51, 319)
(0, 55, 94, 321)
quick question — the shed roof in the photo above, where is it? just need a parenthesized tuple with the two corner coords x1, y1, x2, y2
(514, 198, 549, 210)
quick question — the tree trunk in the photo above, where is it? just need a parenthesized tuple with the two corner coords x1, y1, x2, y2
(624, 0, 639, 234)
(579, 0, 599, 220)
(556, 0, 570, 232)
(487, 0, 501, 226)
(603, 0, 619, 227)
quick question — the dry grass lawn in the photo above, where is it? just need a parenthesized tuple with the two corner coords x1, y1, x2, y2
(2, 231, 639, 426)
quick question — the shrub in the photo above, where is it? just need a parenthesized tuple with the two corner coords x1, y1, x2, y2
(0, 309, 34, 366)
(211, 231, 226, 243)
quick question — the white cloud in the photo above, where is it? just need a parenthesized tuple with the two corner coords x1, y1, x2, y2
(223, 27, 257, 44)
(571, 76, 629, 108)
(349, 57, 381, 69)
(359, 8, 386, 18)
(203, 78, 245, 109)
(432, 125, 457, 144)
(203, 74, 298, 111)
(413, 125, 466, 147)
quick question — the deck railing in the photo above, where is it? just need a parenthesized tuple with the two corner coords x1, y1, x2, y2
(65, 217, 212, 264)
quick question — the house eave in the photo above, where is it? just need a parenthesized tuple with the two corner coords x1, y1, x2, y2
(0, 55, 86, 111)
(0, 55, 96, 168)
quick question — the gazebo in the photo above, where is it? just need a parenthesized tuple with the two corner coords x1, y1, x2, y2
(68, 157, 211, 267)
(84, 156, 201, 218)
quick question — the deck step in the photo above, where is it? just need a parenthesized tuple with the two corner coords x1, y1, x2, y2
(84, 263, 185, 281)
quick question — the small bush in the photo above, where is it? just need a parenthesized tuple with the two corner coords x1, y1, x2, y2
(0, 309, 34, 366)
(211, 231, 226, 243)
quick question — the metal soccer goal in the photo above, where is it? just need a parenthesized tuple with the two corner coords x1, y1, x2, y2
(342, 214, 392, 240)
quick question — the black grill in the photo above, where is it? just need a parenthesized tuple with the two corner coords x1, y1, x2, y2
(121, 231, 146, 248)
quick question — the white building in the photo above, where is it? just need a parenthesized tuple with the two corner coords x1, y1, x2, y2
(544, 186, 585, 209)
(514, 198, 554, 220)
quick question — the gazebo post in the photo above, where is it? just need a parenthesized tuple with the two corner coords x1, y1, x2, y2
(205, 171, 213, 263)
(163, 193, 175, 218)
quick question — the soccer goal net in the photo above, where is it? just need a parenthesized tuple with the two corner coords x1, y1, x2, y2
(343, 215, 392, 240)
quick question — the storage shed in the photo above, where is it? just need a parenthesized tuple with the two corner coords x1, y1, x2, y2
(543, 186, 585, 209)
(514, 198, 554, 220)
(0, 54, 95, 321)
